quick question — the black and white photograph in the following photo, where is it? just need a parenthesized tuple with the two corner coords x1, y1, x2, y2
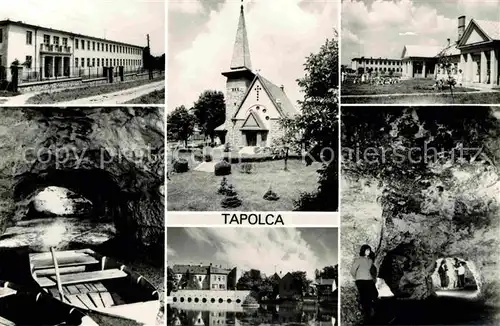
(340, 106, 500, 325)
(167, 0, 339, 212)
(0, 107, 165, 325)
(0, 0, 165, 105)
(341, 0, 500, 104)
(167, 227, 338, 326)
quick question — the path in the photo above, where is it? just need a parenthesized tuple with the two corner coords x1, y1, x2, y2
(368, 289, 499, 325)
(342, 89, 498, 99)
(57, 80, 165, 105)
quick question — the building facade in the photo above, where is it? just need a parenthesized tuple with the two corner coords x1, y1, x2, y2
(278, 272, 303, 300)
(214, 5, 298, 149)
(400, 16, 499, 88)
(172, 264, 234, 291)
(351, 57, 402, 74)
(0, 19, 144, 82)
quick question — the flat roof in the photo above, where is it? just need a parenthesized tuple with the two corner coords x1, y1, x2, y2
(352, 57, 402, 61)
(0, 19, 144, 49)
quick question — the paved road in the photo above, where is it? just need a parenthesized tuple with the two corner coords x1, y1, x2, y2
(368, 289, 499, 325)
(57, 80, 165, 105)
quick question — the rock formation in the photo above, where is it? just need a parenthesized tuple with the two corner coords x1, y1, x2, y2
(0, 107, 164, 248)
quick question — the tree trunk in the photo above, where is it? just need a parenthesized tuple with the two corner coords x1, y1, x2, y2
(284, 148, 289, 171)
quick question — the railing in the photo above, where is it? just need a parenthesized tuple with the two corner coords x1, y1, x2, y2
(19, 65, 145, 83)
(40, 43, 72, 54)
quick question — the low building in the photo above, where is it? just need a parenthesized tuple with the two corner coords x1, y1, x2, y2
(314, 278, 337, 302)
(0, 19, 144, 82)
(351, 57, 403, 74)
(278, 272, 303, 300)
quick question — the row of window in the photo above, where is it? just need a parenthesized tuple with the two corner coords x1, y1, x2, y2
(22, 31, 141, 54)
(74, 57, 142, 68)
(357, 60, 402, 66)
(364, 67, 402, 72)
(211, 284, 225, 289)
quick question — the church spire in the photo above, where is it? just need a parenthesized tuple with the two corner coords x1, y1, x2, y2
(230, 1, 252, 70)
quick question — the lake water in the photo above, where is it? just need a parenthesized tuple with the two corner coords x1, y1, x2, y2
(167, 303, 338, 326)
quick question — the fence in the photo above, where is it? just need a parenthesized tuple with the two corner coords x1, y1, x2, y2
(18, 65, 146, 83)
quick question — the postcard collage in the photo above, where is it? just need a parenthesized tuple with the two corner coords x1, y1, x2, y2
(0, 0, 499, 326)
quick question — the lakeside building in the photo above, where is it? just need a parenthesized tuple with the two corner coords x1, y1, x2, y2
(172, 264, 240, 291)
(351, 57, 403, 74)
(0, 19, 144, 82)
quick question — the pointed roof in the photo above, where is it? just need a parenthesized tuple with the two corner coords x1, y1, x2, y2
(230, 4, 252, 70)
(458, 19, 500, 48)
(233, 74, 299, 119)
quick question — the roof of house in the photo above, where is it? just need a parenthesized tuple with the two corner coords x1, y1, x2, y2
(0, 19, 144, 48)
(352, 57, 402, 61)
(402, 45, 446, 58)
(474, 19, 500, 41)
(172, 264, 231, 275)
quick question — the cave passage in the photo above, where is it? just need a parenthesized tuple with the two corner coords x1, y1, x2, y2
(432, 257, 480, 299)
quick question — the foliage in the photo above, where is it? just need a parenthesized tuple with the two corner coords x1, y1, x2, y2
(221, 184, 242, 208)
(278, 30, 338, 211)
(167, 267, 177, 295)
(237, 269, 264, 292)
(290, 271, 312, 294)
(167, 106, 195, 147)
(214, 160, 231, 176)
(191, 90, 226, 142)
(263, 185, 279, 201)
(173, 158, 189, 173)
(217, 176, 230, 195)
(239, 162, 254, 174)
(242, 295, 259, 305)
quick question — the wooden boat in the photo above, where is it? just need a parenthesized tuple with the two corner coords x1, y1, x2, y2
(29, 249, 160, 325)
(0, 280, 97, 325)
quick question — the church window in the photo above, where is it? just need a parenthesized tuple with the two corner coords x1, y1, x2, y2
(256, 106, 260, 110)
(255, 85, 262, 101)
(262, 109, 266, 113)
(265, 116, 269, 120)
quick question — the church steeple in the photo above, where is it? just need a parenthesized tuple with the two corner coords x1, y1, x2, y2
(230, 2, 252, 70)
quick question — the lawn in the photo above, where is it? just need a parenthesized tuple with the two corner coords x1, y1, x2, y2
(341, 79, 475, 96)
(167, 151, 321, 211)
(342, 91, 500, 104)
(25, 77, 165, 104)
(125, 88, 165, 104)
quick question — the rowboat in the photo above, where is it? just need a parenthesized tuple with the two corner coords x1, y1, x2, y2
(29, 249, 160, 325)
(0, 280, 97, 325)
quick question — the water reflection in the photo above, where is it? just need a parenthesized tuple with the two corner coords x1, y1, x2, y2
(167, 303, 338, 326)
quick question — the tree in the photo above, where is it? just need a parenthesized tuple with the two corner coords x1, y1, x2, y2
(167, 106, 195, 147)
(290, 271, 312, 294)
(167, 267, 177, 295)
(278, 30, 339, 211)
(320, 265, 338, 280)
(191, 90, 226, 144)
(236, 269, 263, 292)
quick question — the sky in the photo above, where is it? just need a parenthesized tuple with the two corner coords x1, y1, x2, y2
(342, 0, 500, 64)
(1, 0, 165, 55)
(168, 0, 339, 111)
(167, 227, 338, 280)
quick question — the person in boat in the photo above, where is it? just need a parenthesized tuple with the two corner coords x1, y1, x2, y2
(351, 244, 378, 324)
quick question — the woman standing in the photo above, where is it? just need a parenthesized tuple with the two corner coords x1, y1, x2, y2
(351, 244, 378, 324)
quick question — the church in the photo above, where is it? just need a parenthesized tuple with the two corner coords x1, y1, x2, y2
(214, 4, 298, 149)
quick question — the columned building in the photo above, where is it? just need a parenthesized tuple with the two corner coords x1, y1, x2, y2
(457, 16, 500, 87)
(0, 19, 144, 82)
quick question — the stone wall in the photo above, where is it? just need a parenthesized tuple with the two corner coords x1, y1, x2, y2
(170, 289, 251, 305)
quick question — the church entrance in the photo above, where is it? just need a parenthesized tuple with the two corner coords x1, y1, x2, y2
(245, 131, 257, 146)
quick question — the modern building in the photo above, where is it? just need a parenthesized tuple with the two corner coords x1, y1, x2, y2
(351, 57, 403, 74)
(214, 4, 298, 148)
(0, 19, 144, 82)
(400, 16, 499, 88)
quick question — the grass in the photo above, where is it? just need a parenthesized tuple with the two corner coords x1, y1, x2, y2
(25, 77, 165, 104)
(167, 151, 320, 211)
(125, 88, 165, 104)
(342, 91, 500, 104)
(0, 90, 20, 97)
(341, 78, 475, 95)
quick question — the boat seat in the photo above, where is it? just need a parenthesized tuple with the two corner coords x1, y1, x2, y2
(0, 316, 15, 326)
(37, 269, 127, 288)
(31, 255, 99, 271)
(64, 291, 115, 309)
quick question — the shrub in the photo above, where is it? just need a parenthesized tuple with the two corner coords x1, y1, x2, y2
(263, 186, 280, 201)
(239, 163, 254, 174)
(218, 177, 230, 195)
(242, 295, 259, 305)
(193, 151, 203, 162)
(173, 159, 189, 173)
(223, 143, 231, 152)
(204, 154, 213, 162)
(215, 161, 231, 176)
(221, 185, 242, 208)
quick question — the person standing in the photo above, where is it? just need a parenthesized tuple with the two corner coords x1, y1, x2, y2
(351, 244, 378, 324)
(457, 262, 466, 288)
